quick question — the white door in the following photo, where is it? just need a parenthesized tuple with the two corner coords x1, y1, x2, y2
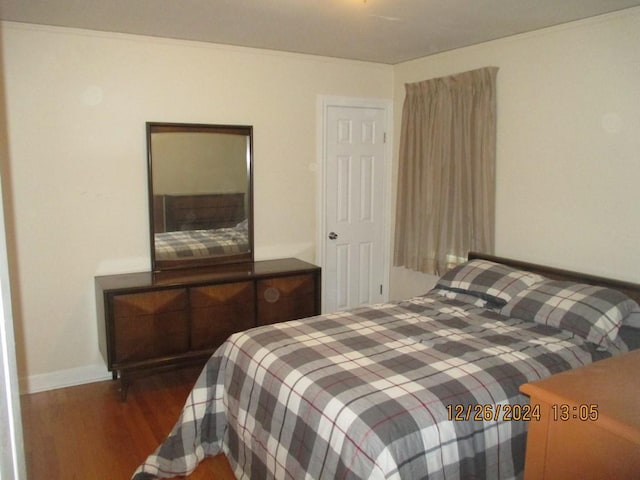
(0, 181, 26, 478)
(322, 103, 388, 312)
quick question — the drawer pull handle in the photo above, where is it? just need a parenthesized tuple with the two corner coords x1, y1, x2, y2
(264, 287, 280, 303)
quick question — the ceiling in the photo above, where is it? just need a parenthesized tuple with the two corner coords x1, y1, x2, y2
(1, 0, 640, 64)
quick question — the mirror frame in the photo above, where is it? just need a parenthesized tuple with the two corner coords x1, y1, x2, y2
(146, 122, 254, 271)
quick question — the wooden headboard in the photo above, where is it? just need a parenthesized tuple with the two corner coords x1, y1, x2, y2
(468, 251, 640, 305)
(154, 193, 245, 233)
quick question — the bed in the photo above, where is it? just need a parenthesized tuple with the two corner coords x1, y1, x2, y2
(132, 252, 640, 480)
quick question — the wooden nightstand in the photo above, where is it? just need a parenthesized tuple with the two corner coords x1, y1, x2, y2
(519, 349, 640, 479)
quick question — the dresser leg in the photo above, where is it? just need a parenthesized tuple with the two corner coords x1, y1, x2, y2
(119, 375, 129, 401)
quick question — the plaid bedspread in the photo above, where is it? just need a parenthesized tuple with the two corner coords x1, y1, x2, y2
(132, 291, 612, 480)
(154, 227, 249, 260)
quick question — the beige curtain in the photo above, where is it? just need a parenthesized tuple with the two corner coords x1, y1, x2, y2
(394, 67, 498, 275)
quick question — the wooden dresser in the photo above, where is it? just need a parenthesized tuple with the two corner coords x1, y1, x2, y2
(96, 258, 321, 398)
(519, 349, 640, 479)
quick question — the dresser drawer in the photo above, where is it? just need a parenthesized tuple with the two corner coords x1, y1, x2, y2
(112, 289, 187, 317)
(112, 289, 189, 364)
(257, 274, 318, 326)
(521, 349, 640, 480)
(190, 281, 256, 350)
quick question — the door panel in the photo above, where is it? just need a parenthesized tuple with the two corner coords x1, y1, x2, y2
(324, 104, 386, 312)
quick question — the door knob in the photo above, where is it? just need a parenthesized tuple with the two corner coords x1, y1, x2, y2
(328, 232, 338, 240)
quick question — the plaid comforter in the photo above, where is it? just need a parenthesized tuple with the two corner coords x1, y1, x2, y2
(132, 291, 612, 480)
(154, 226, 249, 260)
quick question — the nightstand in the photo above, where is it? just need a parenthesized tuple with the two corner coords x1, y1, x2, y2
(520, 349, 640, 479)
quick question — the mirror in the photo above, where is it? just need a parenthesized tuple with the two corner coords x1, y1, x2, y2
(146, 122, 253, 271)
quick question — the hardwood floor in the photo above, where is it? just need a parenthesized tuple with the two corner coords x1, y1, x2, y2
(21, 366, 236, 479)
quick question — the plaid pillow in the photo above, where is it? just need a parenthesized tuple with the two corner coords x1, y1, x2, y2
(436, 259, 545, 306)
(624, 311, 640, 328)
(501, 280, 640, 348)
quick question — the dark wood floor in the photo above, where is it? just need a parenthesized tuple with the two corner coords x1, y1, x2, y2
(21, 366, 236, 479)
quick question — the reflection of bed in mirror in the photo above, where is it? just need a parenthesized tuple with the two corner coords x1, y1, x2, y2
(153, 193, 249, 261)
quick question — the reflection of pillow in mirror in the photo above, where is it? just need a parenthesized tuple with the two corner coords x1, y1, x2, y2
(236, 219, 248, 230)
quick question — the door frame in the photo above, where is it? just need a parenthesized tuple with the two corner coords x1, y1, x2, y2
(316, 95, 393, 313)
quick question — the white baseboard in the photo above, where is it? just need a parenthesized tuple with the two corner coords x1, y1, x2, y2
(21, 364, 112, 394)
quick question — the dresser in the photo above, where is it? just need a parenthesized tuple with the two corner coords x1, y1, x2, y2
(96, 258, 321, 398)
(519, 349, 640, 479)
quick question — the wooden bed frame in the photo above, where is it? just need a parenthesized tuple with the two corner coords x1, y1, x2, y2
(469, 251, 640, 305)
(153, 192, 245, 233)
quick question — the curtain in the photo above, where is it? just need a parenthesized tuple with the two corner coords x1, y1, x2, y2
(394, 67, 498, 275)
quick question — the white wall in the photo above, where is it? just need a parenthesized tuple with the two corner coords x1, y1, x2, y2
(1, 22, 392, 390)
(390, 8, 640, 300)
